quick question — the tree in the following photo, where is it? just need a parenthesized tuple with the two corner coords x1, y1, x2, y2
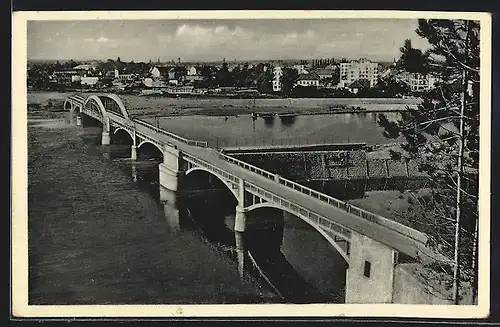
(256, 69, 273, 94)
(215, 62, 231, 87)
(199, 65, 217, 88)
(281, 68, 299, 96)
(398, 39, 430, 74)
(375, 75, 410, 97)
(378, 19, 480, 304)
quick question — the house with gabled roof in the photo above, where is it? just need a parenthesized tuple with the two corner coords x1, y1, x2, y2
(295, 72, 320, 87)
(150, 66, 171, 79)
(348, 79, 371, 94)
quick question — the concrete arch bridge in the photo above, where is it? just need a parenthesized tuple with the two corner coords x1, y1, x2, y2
(64, 93, 450, 304)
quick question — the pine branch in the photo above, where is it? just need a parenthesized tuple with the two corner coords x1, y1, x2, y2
(400, 116, 464, 131)
(437, 36, 480, 74)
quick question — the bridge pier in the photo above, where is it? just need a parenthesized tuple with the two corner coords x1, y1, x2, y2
(159, 146, 186, 192)
(234, 206, 247, 232)
(130, 145, 137, 160)
(101, 131, 110, 145)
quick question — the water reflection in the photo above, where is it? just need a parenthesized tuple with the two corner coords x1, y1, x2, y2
(159, 183, 345, 303)
(159, 186, 181, 232)
(279, 115, 297, 127)
(262, 115, 275, 127)
(152, 112, 405, 148)
(101, 140, 346, 304)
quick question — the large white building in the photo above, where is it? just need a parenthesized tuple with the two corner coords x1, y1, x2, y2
(272, 66, 283, 92)
(339, 58, 379, 88)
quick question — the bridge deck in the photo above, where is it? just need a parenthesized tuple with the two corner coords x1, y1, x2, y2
(109, 112, 447, 264)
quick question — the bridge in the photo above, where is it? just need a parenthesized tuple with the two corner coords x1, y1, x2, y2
(64, 93, 449, 304)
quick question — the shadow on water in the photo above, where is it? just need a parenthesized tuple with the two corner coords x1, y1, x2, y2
(261, 115, 275, 128)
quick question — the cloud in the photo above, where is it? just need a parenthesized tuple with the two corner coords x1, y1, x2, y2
(157, 23, 324, 61)
(28, 19, 431, 62)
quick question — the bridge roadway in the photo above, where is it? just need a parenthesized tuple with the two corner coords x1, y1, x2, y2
(109, 112, 445, 265)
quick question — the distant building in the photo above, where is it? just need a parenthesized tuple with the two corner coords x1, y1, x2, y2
(73, 64, 96, 72)
(165, 66, 188, 85)
(168, 68, 176, 80)
(185, 75, 203, 84)
(143, 77, 167, 88)
(114, 68, 134, 82)
(348, 79, 371, 94)
(272, 66, 283, 92)
(187, 66, 199, 76)
(313, 68, 335, 80)
(339, 58, 379, 88)
(150, 66, 170, 79)
(397, 72, 439, 92)
(293, 64, 309, 74)
(50, 70, 79, 85)
(81, 76, 99, 86)
(380, 67, 394, 79)
(296, 72, 320, 87)
(166, 86, 195, 95)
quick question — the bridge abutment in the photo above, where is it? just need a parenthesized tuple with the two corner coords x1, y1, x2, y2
(345, 231, 397, 303)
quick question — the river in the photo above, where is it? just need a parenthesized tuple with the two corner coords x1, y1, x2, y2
(28, 117, 347, 305)
(143, 111, 403, 147)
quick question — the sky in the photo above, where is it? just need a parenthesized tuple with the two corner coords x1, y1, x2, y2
(27, 19, 431, 63)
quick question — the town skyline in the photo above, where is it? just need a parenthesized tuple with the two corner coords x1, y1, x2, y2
(28, 19, 431, 63)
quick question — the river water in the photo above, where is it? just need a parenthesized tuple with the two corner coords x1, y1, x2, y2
(144, 112, 403, 147)
(28, 119, 347, 305)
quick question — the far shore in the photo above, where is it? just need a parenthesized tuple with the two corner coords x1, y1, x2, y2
(28, 90, 418, 118)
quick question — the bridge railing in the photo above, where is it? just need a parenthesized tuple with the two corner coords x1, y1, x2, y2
(217, 151, 428, 245)
(218, 152, 276, 180)
(185, 152, 352, 241)
(133, 118, 209, 148)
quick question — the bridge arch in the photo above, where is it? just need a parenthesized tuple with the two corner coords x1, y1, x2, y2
(63, 100, 73, 111)
(184, 167, 239, 201)
(137, 140, 163, 152)
(100, 94, 130, 119)
(137, 140, 164, 160)
(246, 202, 350, 264)
(83, 95, 110, 131)
(113, 127, 134, 142)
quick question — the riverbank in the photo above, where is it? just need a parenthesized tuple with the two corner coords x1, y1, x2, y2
(28, 90, 420, 118)
(27, 115, 277, 304)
